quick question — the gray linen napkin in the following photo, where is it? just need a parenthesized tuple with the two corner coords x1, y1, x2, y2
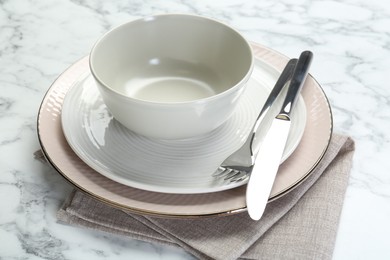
(37, 134, 354, 260)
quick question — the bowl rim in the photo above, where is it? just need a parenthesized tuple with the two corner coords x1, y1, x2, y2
(89, 13, 254, 106)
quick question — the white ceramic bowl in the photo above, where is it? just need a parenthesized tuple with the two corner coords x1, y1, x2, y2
(90, 14, 254, 139)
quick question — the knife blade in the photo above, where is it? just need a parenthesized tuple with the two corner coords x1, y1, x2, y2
(246, 50, 313, 220)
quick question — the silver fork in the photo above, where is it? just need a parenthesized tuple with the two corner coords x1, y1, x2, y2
(212, 59, 298, 182)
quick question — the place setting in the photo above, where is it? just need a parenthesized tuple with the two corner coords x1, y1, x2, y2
(36, 14, 355, 259)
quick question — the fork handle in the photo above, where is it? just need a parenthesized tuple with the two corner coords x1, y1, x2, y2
(246, 59, 298, 157)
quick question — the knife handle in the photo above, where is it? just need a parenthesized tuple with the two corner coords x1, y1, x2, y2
(279, 51, 313, 118)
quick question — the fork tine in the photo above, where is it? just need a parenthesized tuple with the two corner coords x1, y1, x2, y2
(213, 166, 249, 182)
(212, 167, 227, 177)
(224, 169, 241, 180)
(230, 172, 249, 182)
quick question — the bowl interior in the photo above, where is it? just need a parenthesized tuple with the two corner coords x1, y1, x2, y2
(90, 15, 253, 103)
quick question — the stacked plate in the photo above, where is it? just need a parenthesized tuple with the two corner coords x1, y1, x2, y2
(37, 43, 332, 217)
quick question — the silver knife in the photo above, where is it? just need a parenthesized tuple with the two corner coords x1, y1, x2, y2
(246, 51, 313, 220)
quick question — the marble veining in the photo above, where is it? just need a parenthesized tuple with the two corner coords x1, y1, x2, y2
(1, 0, 390, 259)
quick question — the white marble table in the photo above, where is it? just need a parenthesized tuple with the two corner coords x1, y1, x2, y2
(1, 0, 389, 259)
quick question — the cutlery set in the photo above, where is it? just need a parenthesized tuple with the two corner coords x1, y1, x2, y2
(215, 51, 313, 220)
(214, 51, 312, 220)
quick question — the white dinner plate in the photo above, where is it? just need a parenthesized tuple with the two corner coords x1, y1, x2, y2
(60, 58, 306, 194)
(37, 42, 332, 217)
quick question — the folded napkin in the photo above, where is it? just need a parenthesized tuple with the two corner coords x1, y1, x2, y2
(36, 134, 354, 260)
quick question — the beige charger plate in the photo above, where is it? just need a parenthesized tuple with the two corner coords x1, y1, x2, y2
(37, 42, 332, 217)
